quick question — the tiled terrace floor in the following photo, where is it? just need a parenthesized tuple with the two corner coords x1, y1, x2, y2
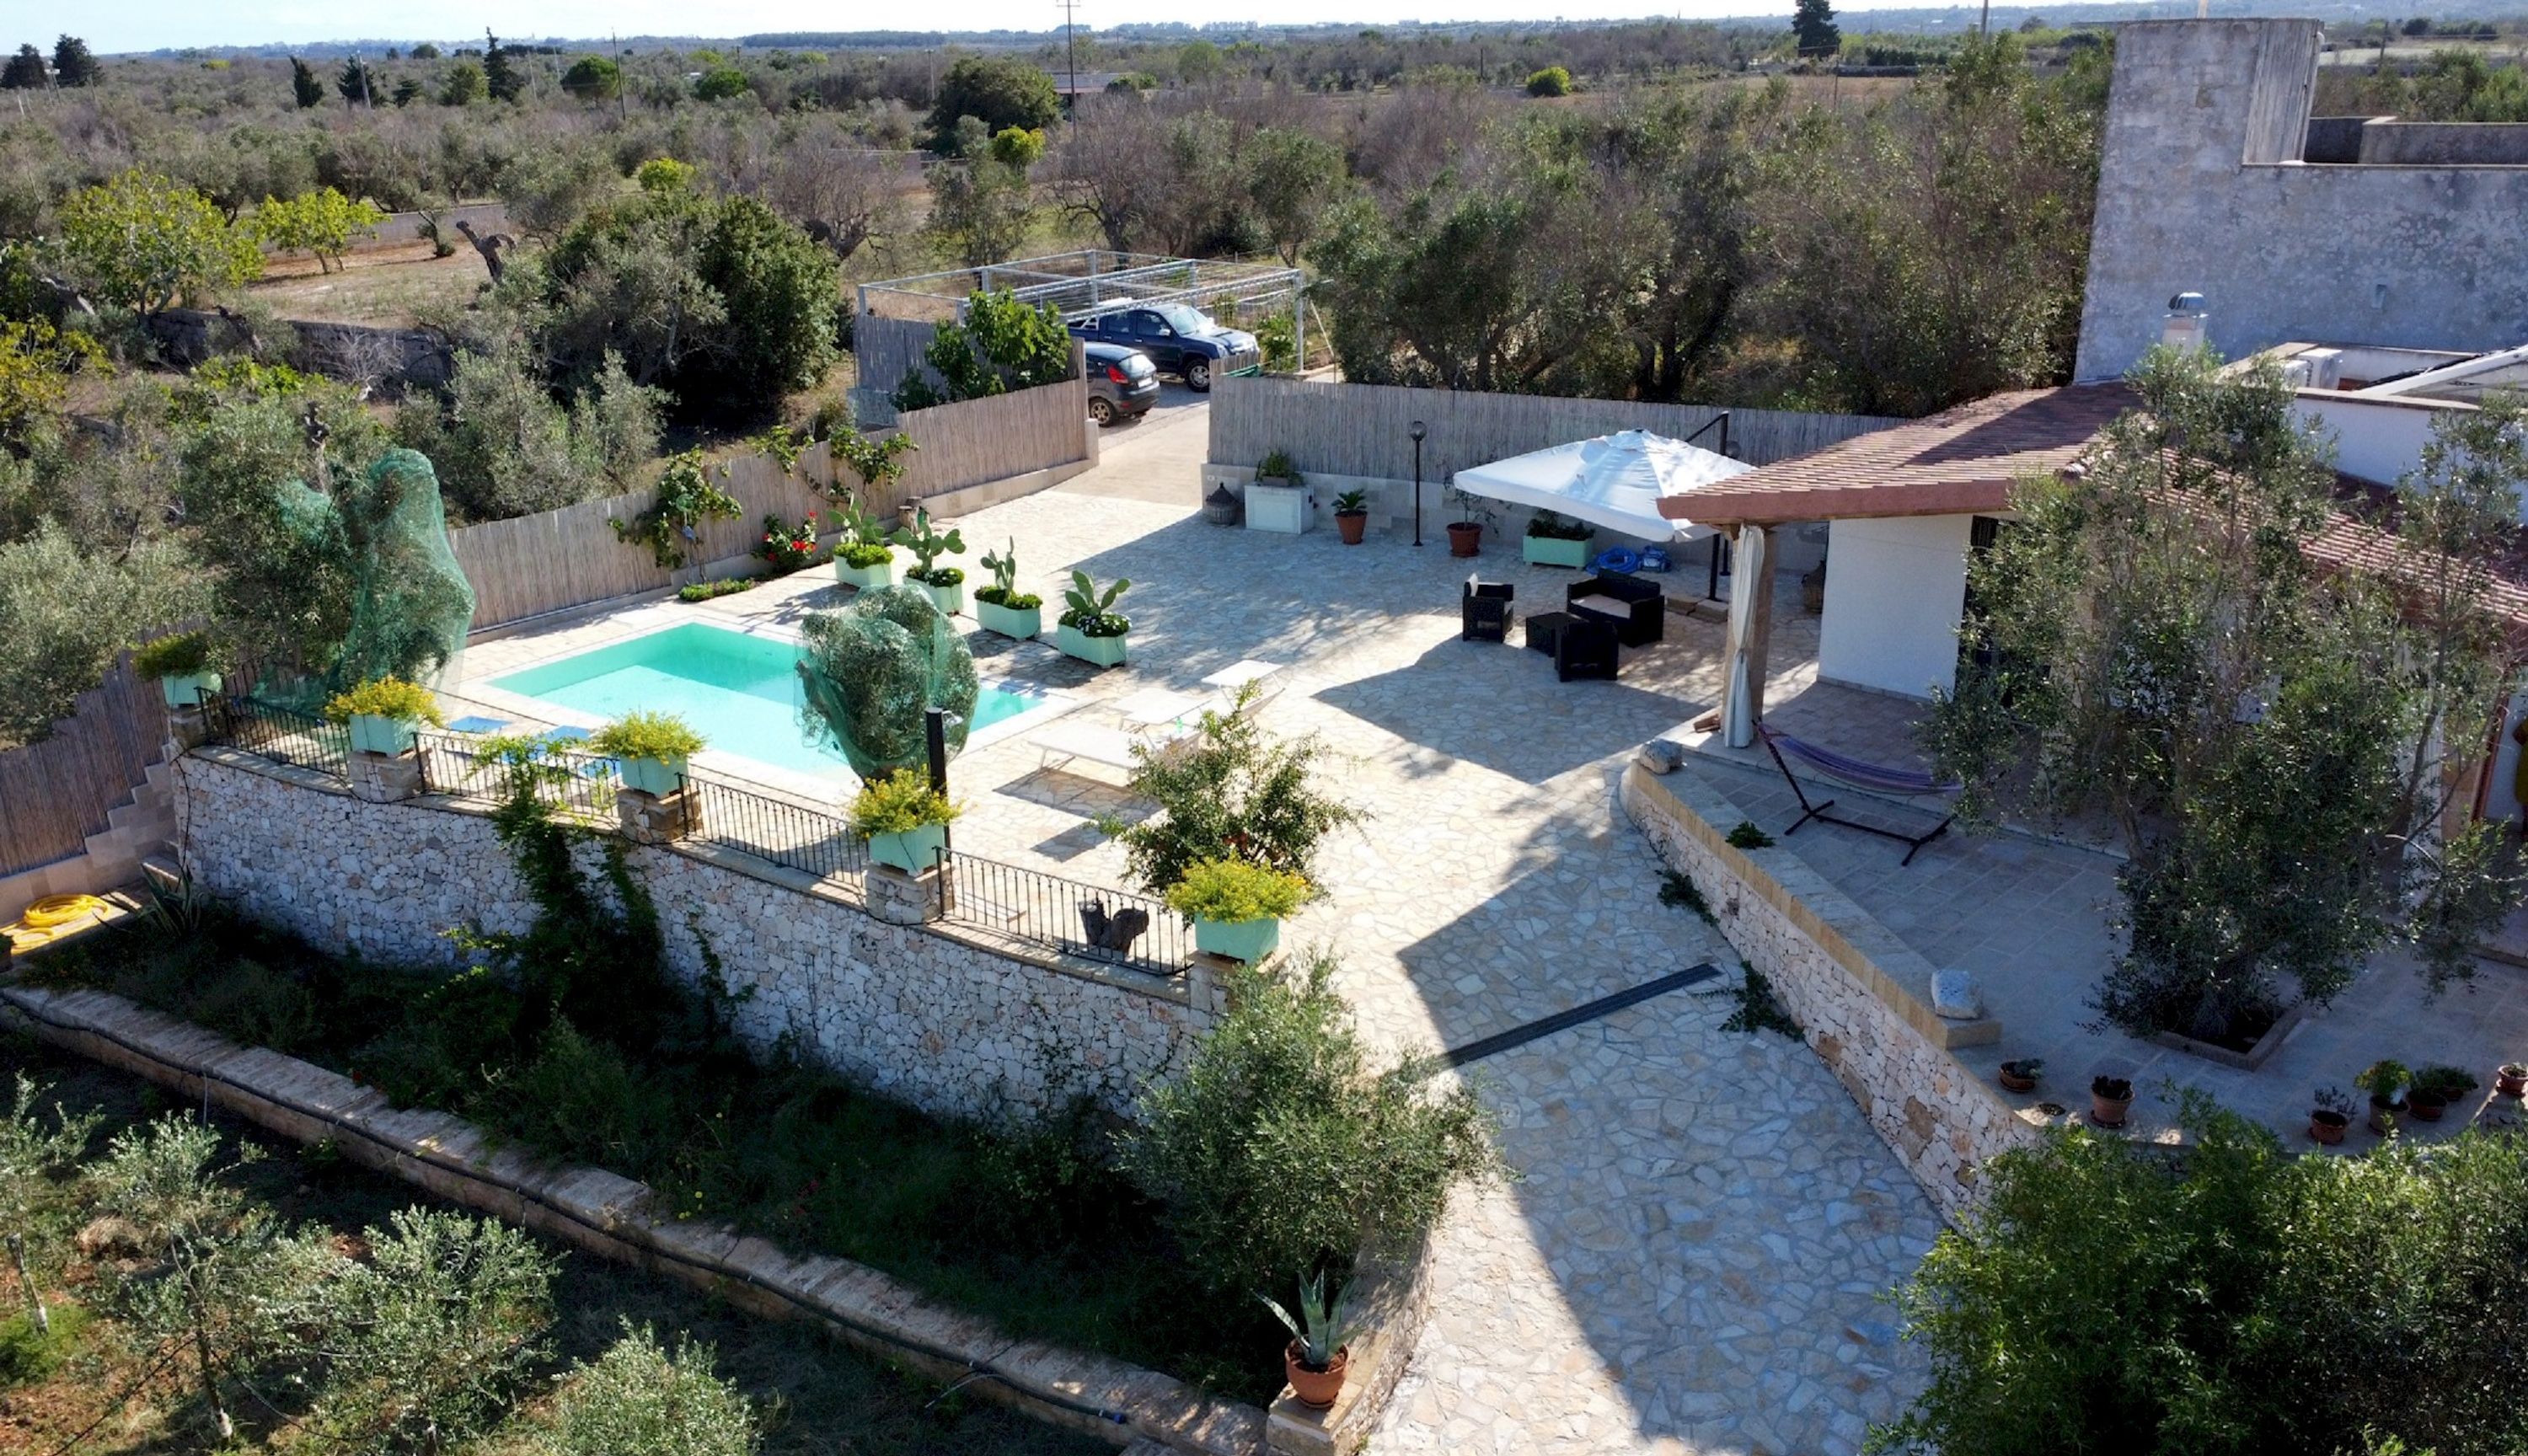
(446, 415, 1945, 1456)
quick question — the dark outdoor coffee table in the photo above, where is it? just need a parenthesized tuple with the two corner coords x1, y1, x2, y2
(1525, 611, 1576, 655)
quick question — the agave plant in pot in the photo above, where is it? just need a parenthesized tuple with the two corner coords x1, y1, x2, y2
(1260, 1269, 1353, 1410)
(324, 676, 444, 756)
(1056, 570, 1132, 668)
(2309, 1085, 2354, 1145)
(848, 768, 961, 874)
(135, 631, 222, 708)
(831, 498, 900, 590)
(1333, 489, 1369, 545)
(589, 710, 706, 796)
(1166, 857, 1310, 964)
(895, 507, 968, 614)
(972, 539, 1042, 640)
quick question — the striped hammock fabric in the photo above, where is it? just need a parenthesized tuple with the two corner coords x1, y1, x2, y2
(1757, 723, 1962, 797)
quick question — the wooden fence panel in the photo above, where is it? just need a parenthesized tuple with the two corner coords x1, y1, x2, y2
(1205, 375, 1904, 483)
(891, 378, 1089, 503)
(0, 654, 167, 878)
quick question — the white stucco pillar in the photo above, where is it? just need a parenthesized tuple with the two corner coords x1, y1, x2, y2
(1722, 524, 1772, 749)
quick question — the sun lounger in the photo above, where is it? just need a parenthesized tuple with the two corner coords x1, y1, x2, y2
(1032, 722, 1143, 773)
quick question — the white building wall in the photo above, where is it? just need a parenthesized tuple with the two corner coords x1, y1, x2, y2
(2297, 393, 2443, 493)
(1818, 515, 1973, 700)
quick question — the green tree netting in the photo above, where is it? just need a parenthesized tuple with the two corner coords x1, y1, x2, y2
(329, 447, 476, 690)
(796, 586, 978, 781)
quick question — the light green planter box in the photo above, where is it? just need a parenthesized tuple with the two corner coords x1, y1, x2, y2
(1056, 624, 1129, 668)
(916, 577, 967, 615)
(618, 755, 687, 795)
(1194, 914, 1283, 963)
(867, 823, 948, 874)
(836, 554, 898, 590)
(976, 599, 1042, 641)
(349, 713, 420, 756)
(158, 671, 222, 709)
(1523, 535, 1592, 569)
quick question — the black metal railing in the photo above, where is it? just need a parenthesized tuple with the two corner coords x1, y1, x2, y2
(936, 848, 1187, 977)
(201, 693, 351, 779)
(686, 775, 866, 885)
(413, 730, 621, 825)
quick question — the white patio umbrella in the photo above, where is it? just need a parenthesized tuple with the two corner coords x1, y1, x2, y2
(1449, 429, 1752, 542)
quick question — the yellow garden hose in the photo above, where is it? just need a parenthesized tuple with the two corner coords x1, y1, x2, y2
(5, 892, 112, 950)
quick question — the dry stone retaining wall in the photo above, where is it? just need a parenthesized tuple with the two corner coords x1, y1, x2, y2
(1622, 763, 2041, 1221)
(174, 750, 1204, 1121)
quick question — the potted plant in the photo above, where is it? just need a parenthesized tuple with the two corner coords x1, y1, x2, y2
(1255, 448, 1301, 490)
(831, 498, 900, 590)
(2089, 1075, 2134, 1128)
(756, 511, 822, 574)
(1998, 1057, 2043, 1093)
(323, 676, 444, 755)
(1245, 450, 1309, 533)
(1056, 570, 1133, 668)
(1259, 1269, 1352, 1411)
(2411, 1064, 2477, 1121)
(2356, 1058, 2411, 1135)
(894, 506, 967, 614)
(1443, 483, 1496, 559)
(1522, 509, 1595, 568)
(2499, 1062, 2528, 1098)
(1333, 489, 1369, 545)
(973, 539, 1042, 641)
(1165, 857, 1309, 964)
(847, 768, 960, 874)
(136, 631, 222, 708)
(2310, 1085, 2354, 1145)
(589, 711, 706, 795)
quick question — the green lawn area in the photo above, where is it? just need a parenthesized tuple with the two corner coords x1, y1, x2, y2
(0, 1037, 1111, 1456)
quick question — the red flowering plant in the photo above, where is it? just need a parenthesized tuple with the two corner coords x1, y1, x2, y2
(756, 511, 822, 572)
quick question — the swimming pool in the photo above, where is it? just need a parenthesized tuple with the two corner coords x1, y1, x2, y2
(488, 622, 1044, 780)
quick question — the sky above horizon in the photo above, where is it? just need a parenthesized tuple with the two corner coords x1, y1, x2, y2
(67, 1, 1963, 55)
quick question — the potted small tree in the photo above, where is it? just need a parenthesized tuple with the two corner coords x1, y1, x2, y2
(2089, 1075, 2134, 1128)
(1165, 857, 1309, 964)
(1997, 1057, 2043, 1094)
(831, 499, 900, 590)
(1444, 484, 1496, 559)
(1260, 1269, 1353, 1411)
(1056, 570, 1132, 668)
(848, 768, 960, 873)
(324, 676, 444, 755)
(2499, 1062, 2528, 1098)
(590, 711, 706, 795)
(2310, 1085, 2354, 1145)
(136, 631, 222, 708)
(895, 507, 967, 615)
(1522, 510, 1595, 569)
(2356, 1058, 2410, 1135)
(1333, 489, 1369, 545)
(973, 539, 1042, 641)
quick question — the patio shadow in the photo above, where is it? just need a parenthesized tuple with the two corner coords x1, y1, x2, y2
(1317, 642, 1705, 784)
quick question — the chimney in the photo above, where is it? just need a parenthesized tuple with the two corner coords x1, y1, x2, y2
(2161, 292, 2209, 356)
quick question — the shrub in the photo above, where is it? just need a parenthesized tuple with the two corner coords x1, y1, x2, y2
(677, 577, 759, 602)
(838, 541, 895, 569)
(544, 1323, 761, 1456)
(1121, 951, 1506, 1293)
(694, 67, 752, 103)
(1256, 449, 1301, 484)
(133, 631, 212, 677)
(635, 157, 697, 194)
(1726, 820, 1774, 849)
(324, 676, 443, 725)
(1525, 65, 1572, 97)
(252, 187, 386, 275)
(610, 450, 742, 569)
(1526, 509, 1593, 541)
(846, 768, 959, 838)
(58, 169, 260, 313)
(1113, 699, 1363, 893)
(755, 511, 822, 572)
(588, 711, 706, 763)
(1165, 859, 1310, 923)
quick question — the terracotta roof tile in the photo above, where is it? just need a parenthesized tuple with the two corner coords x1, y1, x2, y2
(1661, 384, 2137, 525)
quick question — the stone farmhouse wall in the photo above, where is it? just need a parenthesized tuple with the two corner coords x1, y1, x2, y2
(173, 751, 1205, 1122)
(1622, 763, 2040, 1222)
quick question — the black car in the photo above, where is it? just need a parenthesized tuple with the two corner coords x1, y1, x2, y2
(1083, 341, 1160, 427)
(1068, 303, 1260, 392)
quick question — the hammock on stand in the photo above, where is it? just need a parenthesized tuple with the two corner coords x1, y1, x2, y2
(1755, 721, 1962, 866)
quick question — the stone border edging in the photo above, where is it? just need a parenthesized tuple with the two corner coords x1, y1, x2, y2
(0, 980, 1266, 1456)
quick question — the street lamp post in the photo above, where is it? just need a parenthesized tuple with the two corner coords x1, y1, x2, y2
(1410, 420, 1427, 548)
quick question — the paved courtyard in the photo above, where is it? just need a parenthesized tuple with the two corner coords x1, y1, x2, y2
(447, 405, 1945, 1454)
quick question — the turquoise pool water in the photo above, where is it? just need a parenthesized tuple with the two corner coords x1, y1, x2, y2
(490, 623, 1039, 779)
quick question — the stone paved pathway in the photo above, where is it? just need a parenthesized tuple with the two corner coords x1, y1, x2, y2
(451, 413, 1944, 1454)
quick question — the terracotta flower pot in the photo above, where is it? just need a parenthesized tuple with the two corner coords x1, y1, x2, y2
(1336, 511, 1368, 544)
(1285, 1341, 1350, 1410)
(1446, 522, 1482, 558)
(2309, 1110, 2349, 1145)
(2499, 1063, 2528, 1098)
(2406, 1089, 2447, 1122)
(1998, 1064, 2038, 1093)
(2090, 1080, 2134, 1127)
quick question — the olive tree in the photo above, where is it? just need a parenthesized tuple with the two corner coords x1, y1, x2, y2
(542, 1323, 761, 1456)
(0, 1075, 100, 1336)
(1923, 350, 2528, 1045)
